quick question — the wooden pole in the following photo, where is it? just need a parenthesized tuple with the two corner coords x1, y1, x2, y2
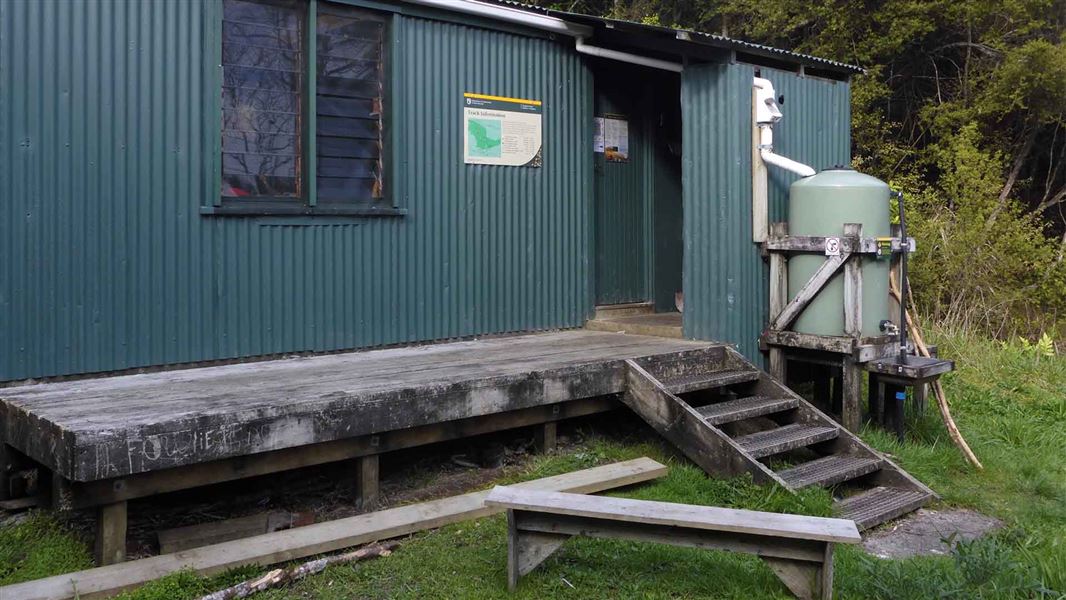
(889, 273, 983, 469)
(752, 92, 768, 243)
(768, 222, 789, 322)
(768, 222, 789, 383)
(843, 224, 863, 337)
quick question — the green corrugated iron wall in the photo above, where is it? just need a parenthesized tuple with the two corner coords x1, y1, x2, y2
(0, 0, 594, 381)
(681, 64, 850, 361)
(761, 66, 852, 221)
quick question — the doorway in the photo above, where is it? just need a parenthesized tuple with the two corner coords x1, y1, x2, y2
(592, 64, 683, 320)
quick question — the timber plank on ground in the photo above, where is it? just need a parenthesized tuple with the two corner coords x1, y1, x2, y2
(0, 457, 667, 600)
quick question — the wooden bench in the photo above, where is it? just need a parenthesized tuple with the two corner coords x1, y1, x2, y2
(485, 486, 861, 600)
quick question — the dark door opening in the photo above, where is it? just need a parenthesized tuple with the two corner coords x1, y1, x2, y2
(592, 63, 683, 320)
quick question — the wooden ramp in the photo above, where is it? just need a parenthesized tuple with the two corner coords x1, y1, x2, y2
(621, 346, 935, 530)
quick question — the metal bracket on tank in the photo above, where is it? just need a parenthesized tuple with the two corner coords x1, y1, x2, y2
(874, 237, 916, 257)
(764, 235, 915, 256)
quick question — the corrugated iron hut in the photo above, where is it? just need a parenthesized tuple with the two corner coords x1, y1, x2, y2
(3, 0, 929, 569)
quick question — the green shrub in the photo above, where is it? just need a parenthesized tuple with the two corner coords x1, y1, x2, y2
(901, 125, 1066, 340)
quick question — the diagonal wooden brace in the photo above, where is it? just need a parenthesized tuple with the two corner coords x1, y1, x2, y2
(770, 252, 850, 331)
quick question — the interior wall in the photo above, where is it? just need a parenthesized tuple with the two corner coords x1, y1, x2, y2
(651, 74, 684, 313)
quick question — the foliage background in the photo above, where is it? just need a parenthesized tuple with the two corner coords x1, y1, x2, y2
(533, 0, 1066, 339)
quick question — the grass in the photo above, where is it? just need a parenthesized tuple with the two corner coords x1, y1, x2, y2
(0, 512, 91, 585)
(1, 329, 1063, 598)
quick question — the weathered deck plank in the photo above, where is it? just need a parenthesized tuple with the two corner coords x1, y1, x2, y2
(0, 331, 717, 481)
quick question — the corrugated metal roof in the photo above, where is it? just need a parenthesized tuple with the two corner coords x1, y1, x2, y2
(481, 0, 863, 76)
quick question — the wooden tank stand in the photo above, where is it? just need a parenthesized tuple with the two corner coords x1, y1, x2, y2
(760, 222, 914, 431)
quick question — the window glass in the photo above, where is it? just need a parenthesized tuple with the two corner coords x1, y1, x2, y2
(221, 0, 303, 198)
(316, 4, 385, 202)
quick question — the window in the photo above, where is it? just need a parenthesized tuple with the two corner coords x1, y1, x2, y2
(221, 0, 303, 199)
(216, 0, 393, 215)
(316, 4, 385, 203)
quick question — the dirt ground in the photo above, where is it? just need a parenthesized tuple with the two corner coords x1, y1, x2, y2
(862, 507, 1003, 559)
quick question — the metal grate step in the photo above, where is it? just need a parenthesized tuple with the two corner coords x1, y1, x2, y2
(777, 455, 883, 489)
(834, 486, 932, 530)
(657, 369, 760, 394)
(734, 424, 839, 459)
(697, 396, 799, 425)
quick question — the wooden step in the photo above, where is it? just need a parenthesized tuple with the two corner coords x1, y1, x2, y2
(734, 424, 839, 459)
(585, 313, 683, 339)
(777, 455, 883, 489)
(696, 396, 799, 425)
(834, 486, 932, 530)
(593, 301, 655, 319)
(658, 369, 760, 394)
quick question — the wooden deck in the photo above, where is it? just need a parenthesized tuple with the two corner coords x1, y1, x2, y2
(1, 331, 718, 484)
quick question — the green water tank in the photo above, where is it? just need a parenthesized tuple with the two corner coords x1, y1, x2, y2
(787, 168, 891, 337)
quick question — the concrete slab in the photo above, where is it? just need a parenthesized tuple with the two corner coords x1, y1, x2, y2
(861, 508, 1003, 559)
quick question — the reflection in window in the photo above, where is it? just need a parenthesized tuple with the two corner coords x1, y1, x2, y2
(316, 4, 385, 202)
(221, 0, 302, 198)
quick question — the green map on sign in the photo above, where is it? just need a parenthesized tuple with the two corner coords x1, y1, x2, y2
(468, 118, 502, 158)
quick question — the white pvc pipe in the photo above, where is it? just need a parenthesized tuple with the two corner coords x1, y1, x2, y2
(575, 37, 684, 72)
(760, 149, 816, 177)
(403, 0, 592, 37)
(754, 94, 816, 177)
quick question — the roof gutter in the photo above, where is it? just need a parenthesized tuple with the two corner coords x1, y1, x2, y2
(403, 0, 682, 72)
(403, 0, 593, 37)
(575, 37, 683, 72)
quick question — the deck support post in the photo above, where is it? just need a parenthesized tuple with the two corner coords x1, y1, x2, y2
(813, 367, 831, 411)
(769, 348, 787, 383)
(0, 444, 15, 501)
(95, 501, 127, 566)
(867, 372, 883, 424)
(913, 383, 928, 415)
(354, 454, 379, 511)
(534, 421, 557, 453)
(840, 358, 862, 432)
